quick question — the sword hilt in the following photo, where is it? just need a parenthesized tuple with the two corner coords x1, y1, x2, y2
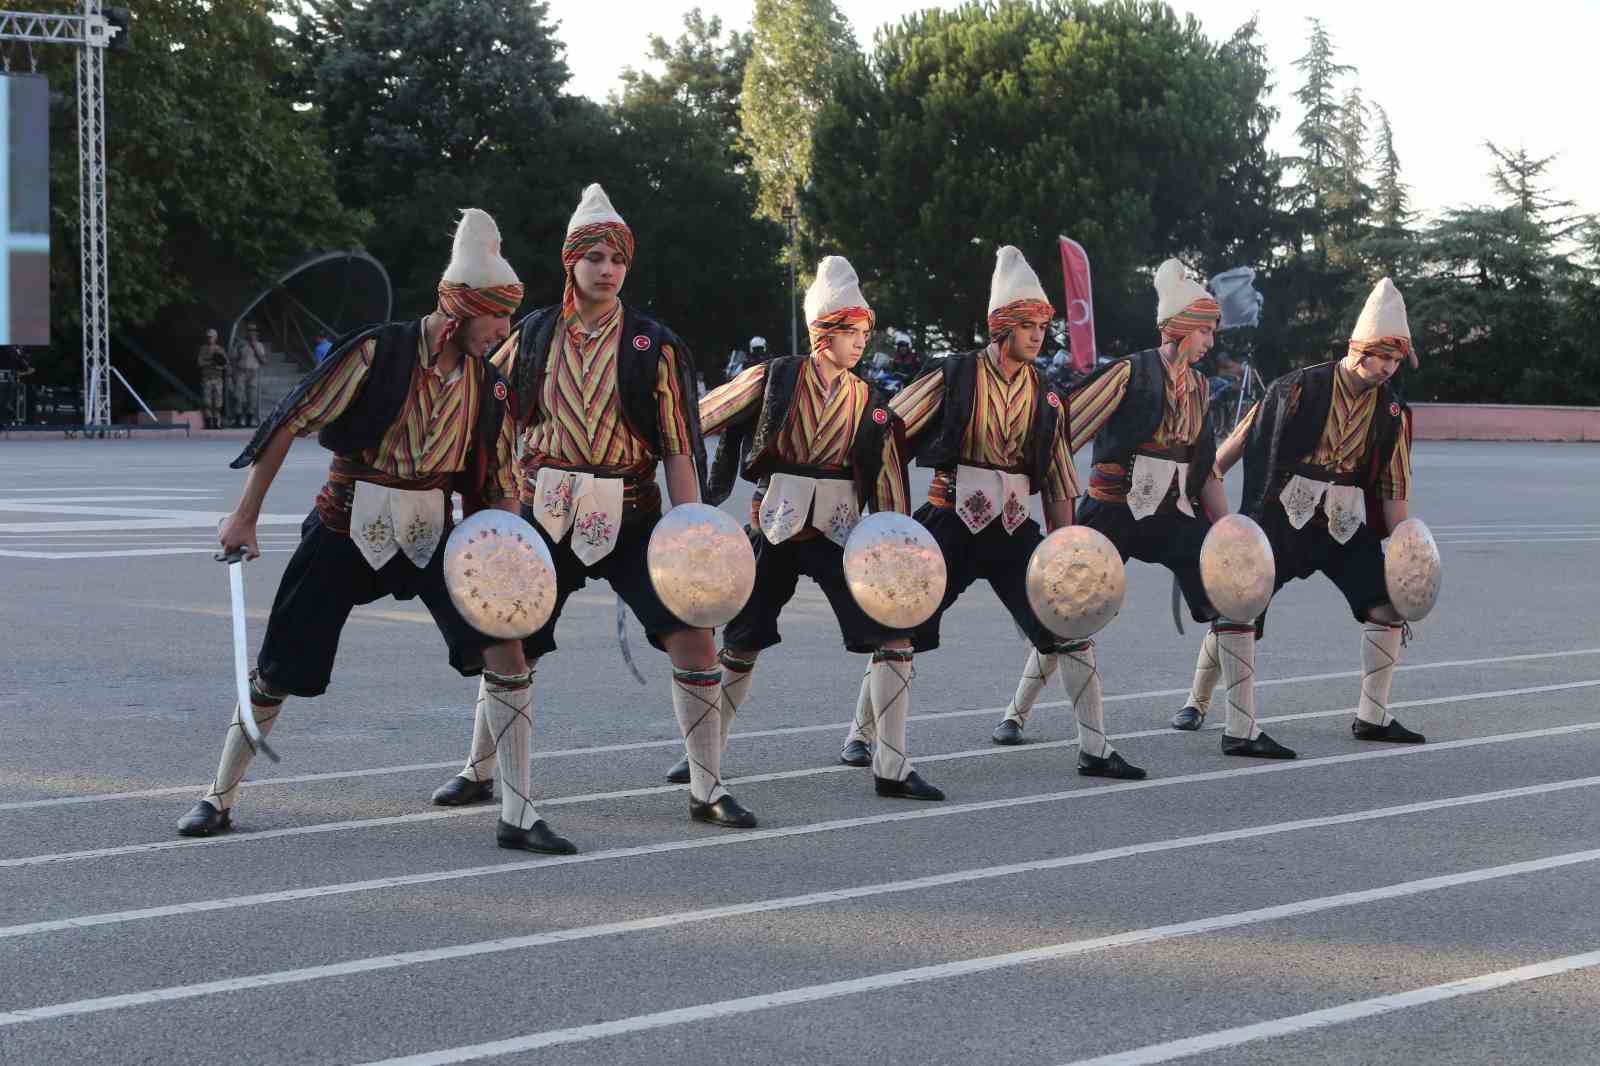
(215, 547, 246, 564)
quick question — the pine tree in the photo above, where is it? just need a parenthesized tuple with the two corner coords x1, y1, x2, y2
(1288, 17, 1354, 228)
(1371, 104, 1410, 231)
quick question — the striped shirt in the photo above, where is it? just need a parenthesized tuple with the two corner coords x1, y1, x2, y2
(1226, 362, 1411, 500)
(281, 320, 517, 500)
(699, 359, 909, 514)
(892, 349, 1077, 501)
(492, 302, 692, 471)
(1066, 354, 1207, 503)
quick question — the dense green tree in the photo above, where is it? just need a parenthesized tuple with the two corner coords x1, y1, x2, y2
(740, 0, 858, 223)
(38, 0, 367, 387)
(808, 0, 1279, 352)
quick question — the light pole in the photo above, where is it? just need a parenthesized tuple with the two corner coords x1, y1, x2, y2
(781, 197, 797, 357)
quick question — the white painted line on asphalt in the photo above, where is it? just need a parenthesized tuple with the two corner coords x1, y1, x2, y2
(3, 649, 1596, 813)
(0, 517, 302, 534)
(1438, 537, 1600, 546)
(5, 773, 1599, 1029)
(3, 720, 1597, 940)
(4, 681, 1598, 869)
(1057, 948, 1600, 1066)
(339, 846, 1600, 1065)
(0, 495, 219, 506)
(1428, 523, 1600, 531)
(0, 548, 297, 559)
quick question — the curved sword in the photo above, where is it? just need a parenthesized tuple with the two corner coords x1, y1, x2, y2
(1170, 574, 1185, 635)
(217, 548, 279, 763)
(616, 595, 647, 685)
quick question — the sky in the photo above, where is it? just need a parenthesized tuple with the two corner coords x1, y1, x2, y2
(553, 0, 1596, 224)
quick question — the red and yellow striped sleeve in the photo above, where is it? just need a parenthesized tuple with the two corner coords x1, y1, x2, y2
(698, 363, 768, 437)
(487, 399, 520, 502)
(655, 344, 692, 456)
(283, 338, 377, 437)
(874, 428, 910, 515)
(488, 329, 520, 380)
(1042, 404, 1081, 502)
(1064, 359, 1131, 453)
(888, 369, 943, 440)
(1380, 409, 1412, 501)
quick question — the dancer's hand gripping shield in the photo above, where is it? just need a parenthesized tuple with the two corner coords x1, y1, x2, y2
(443, 510, 559, 639)
(646, 503, 757, 628)
(842, 512, 947, 629)
(1025, 526, 1126, 640)
(214, 547, 279, 763)
(1199, 514, 1275, 624)
(1384, 518, 1442, 622)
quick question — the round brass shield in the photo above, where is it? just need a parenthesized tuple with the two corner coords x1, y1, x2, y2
(1025, 526, 1126, 640)
(443, 510, 558, 639)
(842, 512, 948, 629)
(646, 503, 756, 628)
(1199, 514, 1275, 623)
(1385, 517, 1442, 621)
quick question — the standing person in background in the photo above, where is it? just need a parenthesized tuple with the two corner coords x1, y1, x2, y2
(197, 328, 228, 429)
(231, 323, 267, 426)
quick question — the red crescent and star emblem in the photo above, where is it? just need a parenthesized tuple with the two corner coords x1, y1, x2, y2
(1389, 402, 1400, 417)
(872, 408, 888, 425)
(1047, 392, 1061, 408)
(493, 382, 508, 401)
(632, 335, 652, 351)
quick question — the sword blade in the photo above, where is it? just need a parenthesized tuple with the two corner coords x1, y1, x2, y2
(227, 560, 279, 762)
(616, 595, 647, 686)
(1170, 574, 1185, 635)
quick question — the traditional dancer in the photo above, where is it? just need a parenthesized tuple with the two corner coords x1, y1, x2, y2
(841, 246, 1146, 781)
(991, 259, 1296, 759)
(429, 184, 758, 828)
(176, 210, 574, 853)
(1186, 277, 1424, 744)
(662, 256, 941, 800)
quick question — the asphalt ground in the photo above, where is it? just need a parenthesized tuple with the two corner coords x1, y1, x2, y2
(1, 435, 1598, 1065)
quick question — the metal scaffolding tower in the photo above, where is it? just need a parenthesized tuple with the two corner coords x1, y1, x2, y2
(1, 2, 121, 427)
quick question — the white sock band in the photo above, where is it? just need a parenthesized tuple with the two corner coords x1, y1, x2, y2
(1057, 640, 1110, 758)
(672, 667, 728, 804)
(1359, 622, 1404, 725)
(869, 650, 915, 782)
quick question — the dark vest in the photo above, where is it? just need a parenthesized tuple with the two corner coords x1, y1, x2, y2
(912, 351, 1060, 494)
(1080, 347, 1216, 505)
(705, 356, 903, 511)
(230, 319, 511, 509)
(1241, 360, 1406, 529)
(507, 303, 707, 490)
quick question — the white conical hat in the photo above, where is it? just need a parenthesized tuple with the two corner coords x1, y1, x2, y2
(441, 208, 519, 289)
(566, 183, 626, 235)
(804, 256, 869, 323)
(1351, 277, 1410, 342)
(1154, 258, 1210, 324)
(987, 246, 1049, 314)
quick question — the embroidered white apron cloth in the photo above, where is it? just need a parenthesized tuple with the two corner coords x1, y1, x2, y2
(758, 473, 861, 547)
(349, 482, 447, 570)
(954, 465, 1032, 535)
(532, 467, 625, 565)
(1126, 454, 1195, 521)
(1279, 475, 1367, 545)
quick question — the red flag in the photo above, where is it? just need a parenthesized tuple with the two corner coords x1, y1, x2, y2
(1057, 236, 1097, 374)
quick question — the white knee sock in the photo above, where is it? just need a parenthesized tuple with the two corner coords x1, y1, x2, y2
(482, 669, 541, 830)
(1187, 630, 1220, 715)
(1359, 622, 1404, 725)
(844, 662, 875, 746)
(1004, 648, 1059, 728)
(457, 677, 498, 782)
(869, 650, 915, 782)
(718, 651, 757, 752)
(672, 666, 728, 804)
(202, 676, 283, 811)
(1215, 624, 1260, 739)
(1058, 640, 1112, 758)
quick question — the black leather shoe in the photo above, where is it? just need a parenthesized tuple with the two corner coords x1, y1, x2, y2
(991, 719, 1025, 745)
(495, 818, 577, 854)
(1171, 706, 1206, 731)
(1221, 731, 1297, 759)
(690, 794, 758, 828)
(874, 771, 945, 801)
(177, 800, 232, 837)
(839, 739, 873, 767)
(665, 755, 691, 784)
(1352, 717, 1426, 744)
(1077, 750, 1148, 780)
(431, 775, 495, 806)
